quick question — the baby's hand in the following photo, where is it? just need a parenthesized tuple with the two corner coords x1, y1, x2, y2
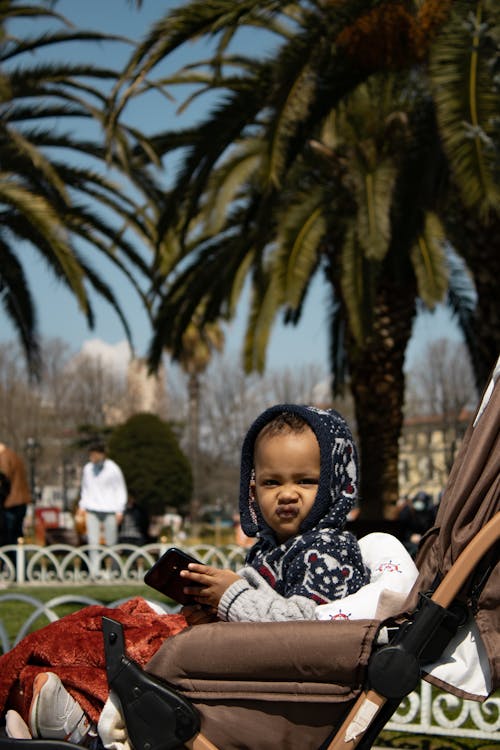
(181, 563, 242, 609)
(181, 603, 218, 626)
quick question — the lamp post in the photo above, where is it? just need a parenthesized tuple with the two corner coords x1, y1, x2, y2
(25, 437, 40, 503)
(61, 452, 70, 512)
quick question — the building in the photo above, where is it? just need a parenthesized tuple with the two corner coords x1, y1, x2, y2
(125, 357, 169, 418)
(398, 409, 473, 501)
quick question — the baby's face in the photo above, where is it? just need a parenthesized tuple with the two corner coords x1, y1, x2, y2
(252, 427, 320, 543)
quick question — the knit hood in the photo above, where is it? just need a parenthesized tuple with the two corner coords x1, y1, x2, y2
(239, 404, 358, 539)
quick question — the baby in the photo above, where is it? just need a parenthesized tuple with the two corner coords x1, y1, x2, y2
(182, 403, 368, 621)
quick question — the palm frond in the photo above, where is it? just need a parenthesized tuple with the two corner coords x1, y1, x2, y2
(0, 239, 40, 377)
(410, 212, 448, 308)
(275, 188, 325, 308)
(429, 0, 500, 217)
(340, 225, 378, 346)
(445, 244, 478, 359)
(149, 229, 254, 367)
(109, 0, 286, 132)
(354, 160, 397, 261)
(265, 32, 322, 186)
(201, 137, 263, 234)
(157, 73, 269, 240)
(327, 292, 349, 394)
(243, 270, 284, 373)
(76, 259, 136, 351)
(4, 125, 69, 202)
(1, 30, 130, 63)
(0, 7, 163, 372)
(0, 179, 91, 305)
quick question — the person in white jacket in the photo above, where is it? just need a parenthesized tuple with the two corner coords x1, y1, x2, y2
(77, 443, 127, 577)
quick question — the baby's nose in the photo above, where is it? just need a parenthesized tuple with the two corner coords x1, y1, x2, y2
(278, 485, 299, 501)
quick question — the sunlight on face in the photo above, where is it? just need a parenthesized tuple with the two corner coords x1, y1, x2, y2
(253, 427, 320, 542)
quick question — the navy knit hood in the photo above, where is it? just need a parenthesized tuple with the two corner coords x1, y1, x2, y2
(239, 404, 368, 603)
(240, 404, 358, 538)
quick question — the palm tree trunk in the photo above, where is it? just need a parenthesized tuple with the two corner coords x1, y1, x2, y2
(346, 278, 417, 520)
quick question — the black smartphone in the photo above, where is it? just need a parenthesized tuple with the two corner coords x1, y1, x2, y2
(144, 547, 203, 605)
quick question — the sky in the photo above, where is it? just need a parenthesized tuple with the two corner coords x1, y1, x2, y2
(1, 0, 464, 377)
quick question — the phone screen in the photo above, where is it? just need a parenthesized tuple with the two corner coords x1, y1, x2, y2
(144, 547, 202, 604)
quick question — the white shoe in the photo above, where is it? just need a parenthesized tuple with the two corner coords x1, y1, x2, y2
(6, 710, 32, 739)
(29, 672, 91, 744)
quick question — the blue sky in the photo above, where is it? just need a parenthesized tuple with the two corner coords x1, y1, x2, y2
(1, 0, 463, 374)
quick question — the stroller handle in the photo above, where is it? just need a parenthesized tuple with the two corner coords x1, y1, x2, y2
(432, 511, 500, 608)
(326, 510, 500, 750)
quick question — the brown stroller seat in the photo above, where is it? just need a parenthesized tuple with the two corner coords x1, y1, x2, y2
(1, 359, 499, 750)
(110, 517, 499, 750)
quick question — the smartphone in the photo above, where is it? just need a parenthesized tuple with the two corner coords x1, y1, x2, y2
(144, 547, 203, 605)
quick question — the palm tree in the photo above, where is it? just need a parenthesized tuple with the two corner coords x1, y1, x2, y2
(113, 0, 499, 517)
(0, 0, 160, 376)
(174, 316, 224, 524)
(145, 71, 449, 518)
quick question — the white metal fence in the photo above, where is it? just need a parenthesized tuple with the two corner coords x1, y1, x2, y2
(1, 543, 498, 743)
(385, 679, 499, 741)
(0, 541, 247, 584)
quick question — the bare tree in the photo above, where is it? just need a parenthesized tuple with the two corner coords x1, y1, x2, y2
(0, 343, 38, 451)
(0, 341, 76, 496)
(168, 357, 331, 516)
(0, 339, 130, 500)
(65, 352, 128, 428)
(0, 338, 348, 517)
(263, 364, 328, 406)
(405, 339, 477, 473)
(406, 339, 477, 415)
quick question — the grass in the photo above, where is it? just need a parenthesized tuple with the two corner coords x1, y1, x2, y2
(378, 732, 499, 749)
(0, 584, 174, 649)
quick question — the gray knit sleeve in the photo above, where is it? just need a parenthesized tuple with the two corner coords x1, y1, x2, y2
(218, 566, 318, 622)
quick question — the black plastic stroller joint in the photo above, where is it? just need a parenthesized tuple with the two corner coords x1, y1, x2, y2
(367, 593, 466, 700)
(102, 616, 200, 750)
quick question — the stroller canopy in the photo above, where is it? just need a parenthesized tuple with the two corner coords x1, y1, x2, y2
(406, 356, 500, 692)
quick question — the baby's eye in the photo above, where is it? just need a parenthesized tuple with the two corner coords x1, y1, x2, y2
(262, 479, 279, 486)
(299, 477, 319, 486)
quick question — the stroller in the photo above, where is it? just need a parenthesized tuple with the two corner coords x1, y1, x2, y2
(0, 359, 498, 750)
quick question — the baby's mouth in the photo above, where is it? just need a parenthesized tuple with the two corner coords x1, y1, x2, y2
(276, 506, 299, 519)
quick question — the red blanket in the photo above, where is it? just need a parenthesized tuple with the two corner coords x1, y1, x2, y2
(0, 597, 188, 724)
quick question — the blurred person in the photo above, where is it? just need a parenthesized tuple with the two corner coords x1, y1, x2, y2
(118, 496, 150, 546)
(75, 443, 127, 576)
(397, 491, 436, 558)
(233, 512, 255, 548)
(0, 442, 32, 546)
